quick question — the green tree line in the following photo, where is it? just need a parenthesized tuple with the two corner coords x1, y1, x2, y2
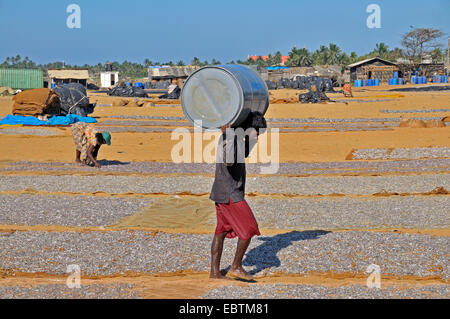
(1, 28, 445, 78)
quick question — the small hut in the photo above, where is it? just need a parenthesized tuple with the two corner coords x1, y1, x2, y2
(47, 69, 89, 88)
(148, 66, 200, 87)
(347, 57, 399, 83)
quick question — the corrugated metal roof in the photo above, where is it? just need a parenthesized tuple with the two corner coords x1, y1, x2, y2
(347, 57, 396, 68)
(47, 69, 89, 79)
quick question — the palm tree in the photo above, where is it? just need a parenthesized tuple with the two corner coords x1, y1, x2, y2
(373, 42, 389, 58)
(273, 51, 282, 65)
(349, 52, 359, 64)
(339, 52, 350, 66)
(327, 44, 342, 65)
(312, 46, 330, 65)
(287, 47, 312, 66)
(255, 56, 266, 67)
(143, 59, 152, 67)
(191, 57, 201, 66)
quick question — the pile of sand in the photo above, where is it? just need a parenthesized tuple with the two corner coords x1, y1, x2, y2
(112, 99, 145, 107)
(399, 119, 445, 128)
(12, 88, 60, 116)
(270, 98, 298, 104)
(0, 86, 15, 96)
(425, 119, 446, 128)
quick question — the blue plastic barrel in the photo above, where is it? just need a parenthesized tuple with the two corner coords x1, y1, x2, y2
(393, 71, 398, 79)
(358, 80, 362, 87)
(443, 76, 448, 83)
(51, 83, 55, 88)
(354, 80, 359, 87)
(363, 80, 368, 87)
(388, 79, 393, 85)
(134, 82, 143, 88)
(393, 78, 398, 85)
(398, 78, 403, 85)
(375, 79, 380, 86)
(422, 76, 427, 84)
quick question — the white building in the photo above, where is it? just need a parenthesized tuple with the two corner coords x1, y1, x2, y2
(100, 71, 119, 88)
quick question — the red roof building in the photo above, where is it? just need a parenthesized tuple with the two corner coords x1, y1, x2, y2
(249, 55, 290, 65)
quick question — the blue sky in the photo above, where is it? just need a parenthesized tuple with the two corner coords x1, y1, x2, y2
(0, 0, 448, 65)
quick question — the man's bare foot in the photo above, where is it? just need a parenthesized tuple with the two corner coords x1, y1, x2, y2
(209, 272, 231, 280)
(228, 266, 253, 280)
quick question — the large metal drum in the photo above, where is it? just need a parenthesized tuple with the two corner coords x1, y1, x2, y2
(181, 64, 269, 130)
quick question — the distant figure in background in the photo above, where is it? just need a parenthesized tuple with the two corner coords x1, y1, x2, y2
(342, 83, 353, 97)
(70, 122, 111, 168)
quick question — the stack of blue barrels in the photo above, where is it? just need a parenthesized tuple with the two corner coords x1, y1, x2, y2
(134, 82, 144, 88)
(411, 76, 427, 84)
(388, 71, 404, 85)
(354, 79, 380, 87)
(432, 75, 448, 83)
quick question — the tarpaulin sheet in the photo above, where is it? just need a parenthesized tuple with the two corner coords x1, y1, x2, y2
(0, 114, 97, 126)
(53, 83, 94, 117)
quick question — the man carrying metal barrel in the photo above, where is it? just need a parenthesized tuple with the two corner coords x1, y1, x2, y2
(209, 111, 267, 281)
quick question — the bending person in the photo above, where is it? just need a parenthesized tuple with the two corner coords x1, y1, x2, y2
(70, 122, 111, 168)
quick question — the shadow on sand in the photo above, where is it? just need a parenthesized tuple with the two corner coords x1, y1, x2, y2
(242, 230, 330, 275)
(96, 160, 130, 166)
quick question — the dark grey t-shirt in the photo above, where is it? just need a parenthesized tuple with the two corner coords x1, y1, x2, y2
(210, 131, 256, 204)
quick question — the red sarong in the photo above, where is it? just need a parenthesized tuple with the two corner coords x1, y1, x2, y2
(214, 198, 260, 240)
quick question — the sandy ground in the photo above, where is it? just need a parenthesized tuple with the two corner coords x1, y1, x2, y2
(1, 87, 449, 164)
(0, 84, 449, 299)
